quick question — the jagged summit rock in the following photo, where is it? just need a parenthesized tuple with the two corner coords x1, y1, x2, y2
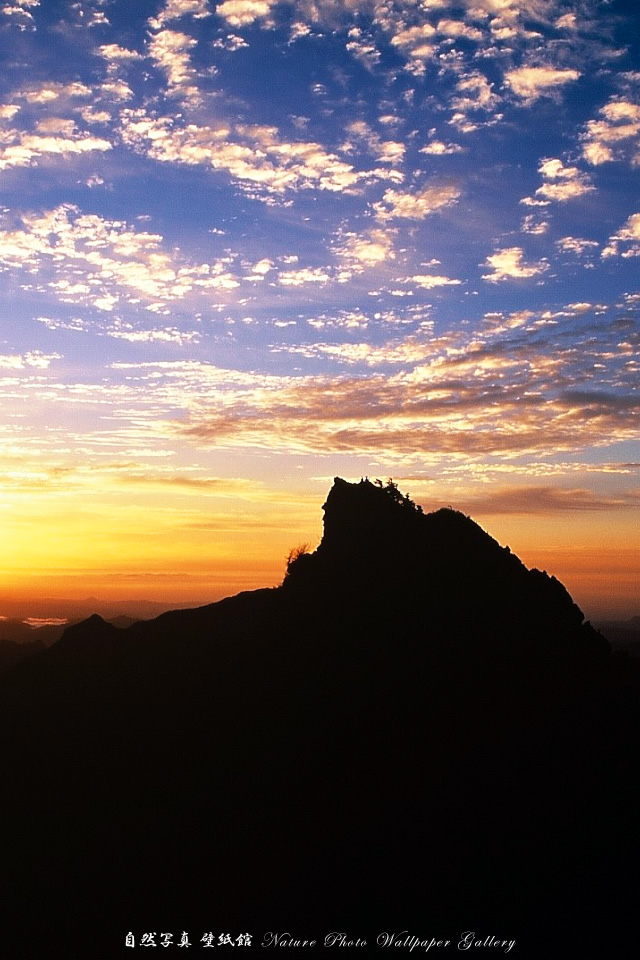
(283, 477, 604, 660)
(289, 476, 527, 583)
(298, 477, 528, 579)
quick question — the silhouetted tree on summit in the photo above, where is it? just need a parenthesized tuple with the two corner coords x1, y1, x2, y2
(373, 476, 422, 512)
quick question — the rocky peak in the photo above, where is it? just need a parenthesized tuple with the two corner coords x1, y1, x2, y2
(285, 476, 605, 658)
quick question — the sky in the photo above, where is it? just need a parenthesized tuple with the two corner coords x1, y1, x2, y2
(0, 0, 638, 620)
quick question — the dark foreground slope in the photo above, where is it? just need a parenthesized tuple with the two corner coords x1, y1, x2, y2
(1, 479, 638, 958)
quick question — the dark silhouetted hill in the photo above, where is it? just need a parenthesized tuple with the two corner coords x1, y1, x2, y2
(1, 479, 638, 959)
(597, 616, 640, 657)
(0, 615, 141, 676)
(0, 619, 68, 674)
(0, 635, 45, 673)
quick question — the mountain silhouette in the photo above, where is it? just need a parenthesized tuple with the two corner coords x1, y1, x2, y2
(596, 616, 640, 658)
(1, 479, 638, 959)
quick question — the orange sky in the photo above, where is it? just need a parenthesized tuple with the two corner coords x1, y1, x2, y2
(0, 0, 638, 626)
(1, 472, 637, 621)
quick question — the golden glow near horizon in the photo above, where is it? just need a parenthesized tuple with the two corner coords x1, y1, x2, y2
(0, 460, 637, 619)
(0, 0, 638, 621)
(0, 472, 323, 603)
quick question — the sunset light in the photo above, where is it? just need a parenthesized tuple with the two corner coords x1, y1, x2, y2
(0, 0, 638, 620)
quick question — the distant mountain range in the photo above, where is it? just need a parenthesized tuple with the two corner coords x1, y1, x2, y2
(0, 595, 192, 623)
(0, 615, 139, 675)
(1, 479, 638, 959)
(0, 598, 200, 677)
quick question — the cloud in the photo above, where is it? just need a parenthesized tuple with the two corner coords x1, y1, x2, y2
(452, 71, 497, 111)
(72, 296, 631, 466)
(334, 228, 395, 270)
(558, 390, 640, 416)
(389, 23, 437, 75)
(615, 213, 640, 240)
(556, 236, 599, 256)
(437, 18, 483, 42)
(248, 257, 274, 277)
(212, 32, 249, 50)
(98, 43, 144, 62)
(0, 0, 636, 552)
(273, 337, 440, 367)
(374, 181, 461, 221)
(482, 247, 548, 282)
(602, 213, 640, 259)
(0, 350, 60, 369)
(447, 71, 501, 132)
(521, 158, 595, 205)
(278, 266, 331, 286)
(0, 79, 122, 152)
(107, 321, 201, 345)
(505, 66, 580, 103)
(96, 80, 134, 104)
(120, 110, 399, 198)
(8, 289, 637, 474)
(521, 214, 549, 235)
(148, 29, 200, 103)
(342, 120, 405, 165)
(409, 274, 462, 289)
(0, 204, 241, 310)
(11, 81, 92, 107)
(1, 0, 38, 30)
(458, 485, 640, 516)
(346, 27, 381, 70)
(149, 0, 212, 28)
(0, 128, 112, 171)
(170, 343, 637, 461)
(420, 140, 464, 156)
(555, 13, 578, 31)
(304, 307, 397, 332)
(36, 315, 90, 333)
(581, 98, 640, 166)
(215, 0, 278, 28)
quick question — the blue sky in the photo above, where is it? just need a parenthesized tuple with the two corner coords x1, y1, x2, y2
(0, 0, 638, 617)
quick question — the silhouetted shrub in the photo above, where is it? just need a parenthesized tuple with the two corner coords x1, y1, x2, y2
(285, 542, 310, 573)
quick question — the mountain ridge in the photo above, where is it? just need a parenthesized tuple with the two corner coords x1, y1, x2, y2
(1, 478, 637, 959)
(54, 476, 604, 661)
